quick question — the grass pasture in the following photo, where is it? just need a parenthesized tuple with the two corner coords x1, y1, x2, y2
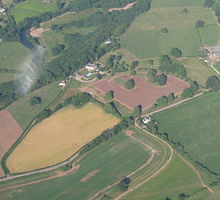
(0, 42, 31, 83)
(8, 82, 61, 130)
(0, 42, 30, 70)
(11, 0, 57, 23)
(183, 58, 214, 86)
(7, 103, 119, 173)
(1, 134, 149, 200)
(153, 92, 220, 175)
(120, 0, 220, 58)
(122, 153, 204, 200)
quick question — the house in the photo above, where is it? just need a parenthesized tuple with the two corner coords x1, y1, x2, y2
(0, 8, 5, 13)
(142, 116, 151, 124)
(85, 63, 97, 72)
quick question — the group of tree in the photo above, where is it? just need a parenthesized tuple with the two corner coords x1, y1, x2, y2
(147, 68, 167, 86)
(181, 81, 199, 98)
(156, 92, 175, 107)
(105, 54, 139, 74)
(206, 75, 220, 91)
(51, 44, 65, 56)
(159, 55, 187, 79)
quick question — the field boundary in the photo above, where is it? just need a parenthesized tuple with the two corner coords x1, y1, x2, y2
(1, 77, 72, 176)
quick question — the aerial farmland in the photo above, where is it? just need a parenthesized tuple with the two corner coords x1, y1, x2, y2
(1, 0, 220, 199)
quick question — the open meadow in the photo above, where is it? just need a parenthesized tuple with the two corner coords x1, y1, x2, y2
(0, 42, 31, 83)
(120, 0, 219, 58)
(7, 103, 119, 173)
(11, 0, 57, 23)
(183, 58, 214, 86)
(153, 92, 220, 175)
(1, 133, 150, 200)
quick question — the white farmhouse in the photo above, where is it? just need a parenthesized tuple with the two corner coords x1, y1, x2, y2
(85, 63, 97, 72)
(142, 116, 151, 124)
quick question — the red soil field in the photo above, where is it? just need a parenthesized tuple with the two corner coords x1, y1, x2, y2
(0, 110, 23, 176)
(93, 74, 189, 110)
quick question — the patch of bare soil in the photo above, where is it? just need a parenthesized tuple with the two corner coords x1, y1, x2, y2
(29, 27, 49, 37)
(109, 2, 136, 12)
(80, 170, 100, 182)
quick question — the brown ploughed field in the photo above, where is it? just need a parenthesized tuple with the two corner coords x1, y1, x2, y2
(0, 110, 23, 176)
(93, 74, 189, 110)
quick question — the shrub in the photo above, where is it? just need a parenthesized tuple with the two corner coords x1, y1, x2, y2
(195, 20, 205, 28)
(118, 177, 131, 191)
(104, 90, 114, 101)
(155, 73, 167, 86)
(171, 48, 182, 58)
(207, 76, 220, 91)
(160, 27, 168, 33)
(124, 79, 135, 90)
(72, 92, 92, 108)
(30, 96, 41, 105)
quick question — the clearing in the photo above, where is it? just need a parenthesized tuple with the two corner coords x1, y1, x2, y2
(93, 74, 189, 110)
(153, 92, 220, 175)
(7, 103, 119, 173)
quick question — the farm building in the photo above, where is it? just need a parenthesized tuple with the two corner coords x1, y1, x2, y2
(142, 116, 151, 124)
(85, 63, 98, 72)
(104, 39, 111, 44)
(205, 46, 220, 58)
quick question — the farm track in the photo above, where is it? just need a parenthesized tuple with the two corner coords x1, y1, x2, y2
(88, 127, 173, 200)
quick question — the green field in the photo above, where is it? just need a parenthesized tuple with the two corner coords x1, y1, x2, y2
(8, 82, 61, 130)
(153, 92, 220, 175)
(122, 153, 207, 200)
(0, 42, 31, 83)
(120, 0, 219, 58)
(183, 58, 214, 86)
(0, 42, 30, 70)
(11, 0, 57, 23)
(0, 133, 150, 200)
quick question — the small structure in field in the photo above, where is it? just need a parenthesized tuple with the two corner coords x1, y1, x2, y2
(85, 63, 98, 72)
(142, 116, 151, 124)
(104, 39, 111, 45)
(58, 81, 66, 87)
(0, 8, 5, 13)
